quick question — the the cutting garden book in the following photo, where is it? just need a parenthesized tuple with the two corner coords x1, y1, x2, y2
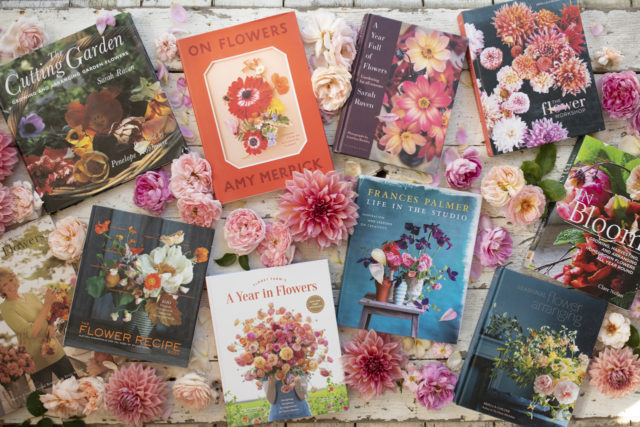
(177, 12, 333, 203)
(0, 13, 186, 213)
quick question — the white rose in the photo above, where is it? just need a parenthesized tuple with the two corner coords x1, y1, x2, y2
(598, 312, 631, 349)
(311, 66, 352, 112)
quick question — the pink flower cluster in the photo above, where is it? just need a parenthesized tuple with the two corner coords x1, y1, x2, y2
(0, 345, 35, 385)
(599, 71, 640, 136)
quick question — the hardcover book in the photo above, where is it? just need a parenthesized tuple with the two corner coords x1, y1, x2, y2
(527, 135, 640, 309)
(336, 176, 481, 343)
(0, 216, 87, 416)
(64, 206, 214, 367)
(206, 260, 348, 426)
(333, 14, 468, 173)
(0, 13, 186, 213)
(459, 1, 604, 156)
(455, 267, 607, 426)
(177, 12, 334, 203)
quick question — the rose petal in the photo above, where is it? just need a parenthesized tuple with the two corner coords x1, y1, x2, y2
(96, 17, 107, 35)
(171, 3, 188, 23)
(478, 214, 494, 232)
(469, 257, 483, 281)
(377, 113, 399, 123)
(179, 125, 195, 140)
(168, 27, 189, 35)
(439, 308, 457, 322)
(442, 147, 460, 167)
(156, 62, 169, 84)
(456, 127, 467, 145)
(591, 22, 604, 36)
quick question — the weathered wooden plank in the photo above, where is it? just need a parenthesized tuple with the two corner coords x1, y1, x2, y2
(143, 0, 211, 6)
(285, 0, 354, 7)
(214, 0, 283, 7)
(581, 0, 631, 9)
(423, 0, 490, 8)
(0, 0, 68, 7)
(354, 0, 422, 8)
(69, 0, 141, 7)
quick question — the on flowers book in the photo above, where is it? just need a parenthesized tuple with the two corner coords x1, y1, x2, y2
(206, 260, 348, 426)
(177, 12, 333, 203)
(527, 135, 640, 309)
(459, 0, 604, 156)
(333, 14, 468, 173)
(336, 176, 481, 343)
(0, 13, 186, 213)
(64, 206, 214, 367)
(455, 268, 607, 426)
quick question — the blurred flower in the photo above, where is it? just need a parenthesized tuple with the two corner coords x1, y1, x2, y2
(224, 208, 266, 255)
(504, 185, 545, 226)
(443, 147, 482, 190)
(40, 377, 85, 418)
(169, 152, 212, 198)
(428, 342, 453, 359)
(311, 66, 352, 112)
(155, 32, 178, 63)
(415, 362, 457, 410)
(0, 130, 18, 181)
(401, 362, 422, 393)
(491, 116, 527, 153)
(134, 170, 174, 216)
(177, 192, 222, 229)
(10, 181, 41, 224)
(525, 118, 568, 147)
(480, 165, 525, 207)
(553, 379, 579, 404)
(534, 374, 554, 395)
(619, 135, 640, 155)
(598, 71, 640, 120)
(173, 372, 214, 410)
(598, 312, 631, 349)
(0, 17, 46, 57)
(630, 293, 640, 319)
(406, 29, 450, 73)
(596, 47, 623, 67)
(18, 113, 45, 138)
(256, 221, 295, 267)
(401, 337, 431, 358)
(0, 184, 15, 235)
(78, 376, 106, 415)
(464, 23, 484, 61)
(589, 347, 640, 397)
(474, 215, 512, 268)
(95, 10, 116, 35)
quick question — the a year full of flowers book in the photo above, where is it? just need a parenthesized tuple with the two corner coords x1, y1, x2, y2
(459, 0, 604, 156)
(455, 268, 607, 426)
(64, 206, 214, 367)
(177, 12, 333, 203)
(336, 176, 481, 343)
(333, 14, 468, 174)
(0, 13, 186, 213)
(206, 260, 348, 427)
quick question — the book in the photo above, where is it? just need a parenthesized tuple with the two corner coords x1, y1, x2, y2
(455, 267, 607, 426)
(177, 12, 334, 203)
(0, 216, 88, 416)
(0, 13, 186, 213)
(64, 206, 214, 367)
(459, 1, 604, 156)
(336, 176, 481, 343)
(527, 135, 640, 309)
(206, 260, 348, 426)
(333, 14, 468, 173)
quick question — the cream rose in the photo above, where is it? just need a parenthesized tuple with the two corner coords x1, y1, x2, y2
(480, 165, 526, 207)
(48, 217, 87, 262)
(0, 18, 46, 57)
(311, 66, 352, 112)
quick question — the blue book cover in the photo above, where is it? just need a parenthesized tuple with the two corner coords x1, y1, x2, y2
(455, 268, 608, 426)
(336, 176, 481, 343)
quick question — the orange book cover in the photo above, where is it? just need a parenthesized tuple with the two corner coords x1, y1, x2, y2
(177, 12, 333, 203)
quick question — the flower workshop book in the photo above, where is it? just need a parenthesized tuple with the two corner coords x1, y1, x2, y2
(336, 176, 481, 343)
(0, 13, 186, 213)
(206, 260, 348, 427)
(333, 14, 468, 174)
(64, 206, 214, 367)
(177, 12, 333, 203)
(455, 267, 607, 427)
(527, 135, 640, 309)
(459, 1, 604, 156)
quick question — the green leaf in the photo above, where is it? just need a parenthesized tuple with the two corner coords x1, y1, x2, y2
(85, 275, 107, 299)
(539, 179, 566, 202)
(635, 348, 640, 357)
(610, 290, 637, 310)
(553, 228, 586, 246)
(36, 418, 54, 427)
(105, 259, 117, 268)
(26, 390, 46, 417)
(112, 292, 135, 308)
(610, 195, 630, 221)
(19, 420, 31, 427)
(215, 253, 237, 267)
(62, 420, 86, 427)
(521, 161, 543, 185)
(535, 143, 556, 176)
(627, 325, 640, 348)
(238, 255, 250, 271)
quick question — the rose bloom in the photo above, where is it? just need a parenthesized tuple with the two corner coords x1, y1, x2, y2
(40, 377, 85, 418)
(474, 220, 513, 268)
(553, 380, 579, 405)
(173, 372, 215, 410)
(480, 165, 526, 207)
(155, 32, 178, 63)
(10, 181, 42, 224)
(224, 208, 266, 255)
(133, 170, 174, 215)
(598, 71, 640, 120)
(311, 66, 352, 112)
(78, 376, 106, 415)
(627, 165, 640, 200)
(445, 147, 482, 190)
(169, 152, 213, 198)
(534, 374, 554, 395)
(0, 17, 46, 57)
(48, 216, 87, 262)
(177, 192, 222, 228)
(504, 185, 546, 226)
(415, 362, 458, 410)
(598, 312, 631, 349)
(256, 221, 295, 267)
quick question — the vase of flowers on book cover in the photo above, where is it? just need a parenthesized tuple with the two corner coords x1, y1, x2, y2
(0, 344, 35, 406)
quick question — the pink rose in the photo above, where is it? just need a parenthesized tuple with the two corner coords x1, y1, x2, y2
(474, 215, 513, 268)
(177, 192, 222, 228)
(155, 32, 178, 63)
(418, 253, 432, 269)
(432, 283, 442, 290)
(133, 170, 174, 215)
(0, 18, 46, 57)
(401, 252, 415, 267)
(170, 152, 213, 198)
(223, 208, 266, 255)
(256, 222, 295, 267)
(534, 374, 554, 395)
(598, 71, 640, 120)
(48, 217, 87, 262)
(505, 185, 546, 226)
(553, 380, 579, 405)
(10, 181, 42, 224)
(443, 147, 482, 190)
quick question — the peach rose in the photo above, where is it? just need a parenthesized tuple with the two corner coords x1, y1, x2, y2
(0, 18, 46, 57)
(311, 66, 352, 112)
(10, 181, 42, 224)
(172, 372, 216, 410)
(40, 377, 85, 419)
(177, 192, 222, 228)
(534, 374, 554, 395)
(504, 185, 546, 226)
(553, 380, 579, 405)
(223, 208, 266, 255)
(78, 376, 106, 415)
(48, 216, 87, 262)
(155, 32, 178, 63)
(480, 165, 526, 207)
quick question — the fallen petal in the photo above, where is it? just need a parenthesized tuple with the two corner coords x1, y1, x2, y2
(442, 147, 460, 167)
(591, 22, 604, 36)
(439, 308, 457, 322)
(456, 127, 467, 145)
(171, 3, 188, 23)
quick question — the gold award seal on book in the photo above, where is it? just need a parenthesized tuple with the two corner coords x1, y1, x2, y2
(306, 295, 324, 313)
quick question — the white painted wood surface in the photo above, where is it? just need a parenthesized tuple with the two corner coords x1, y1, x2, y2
(0, 2, 639, 426)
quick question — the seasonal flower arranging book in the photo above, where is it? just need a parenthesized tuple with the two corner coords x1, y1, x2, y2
(455, 267, 607, 426)
(206, 260, 348, 426)
(177, 12, 333, 203)
(336, 176, 481, 343)
(459, 0, 604, 156)
(0, 13, 186, 213)
(64, 206, 214, 367)
(333, 14, 468, 173)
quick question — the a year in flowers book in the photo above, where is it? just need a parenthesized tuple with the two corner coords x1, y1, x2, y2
(0, 13, 186, 213)
(336, 176, 481, 343)
(64, 206, 214, 367)
(455, 268, 607, 426)
(206, 260, 348, 427)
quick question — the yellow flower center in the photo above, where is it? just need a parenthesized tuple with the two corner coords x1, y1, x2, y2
(421, 46, 434, 59)
(418, 97, 431, 109)
(400, 131, 413, 143)
(156, 262, 176, 275)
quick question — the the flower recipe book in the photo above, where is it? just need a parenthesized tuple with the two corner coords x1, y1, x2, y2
(177, 12, 333, 203)
(527, 135, 640, 309)
(64, 206, 214, 367)
(336, 176, 481, 343)
(455, 268, 607, 426)
(459, 1, 604, 156)
(206, 260, 348, 426)
(333, 14, 468, 173)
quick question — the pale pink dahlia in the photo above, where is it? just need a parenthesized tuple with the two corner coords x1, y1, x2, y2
(552, 57, 591, 96)
(0, 130, 18, 181)
(0, 184, 13, 235)
(492, 2, 536, 47)
(479, 47, 502, 70)
(525, 27, 571, 62)
(278, 169, 359, 249)
(589, 347, 640, 398)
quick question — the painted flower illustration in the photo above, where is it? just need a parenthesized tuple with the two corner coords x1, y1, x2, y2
(243, 130, 268, 155)
(405, 29, 451, 73)
(225, 76, 273, 119)
(18, 113, 45, 138)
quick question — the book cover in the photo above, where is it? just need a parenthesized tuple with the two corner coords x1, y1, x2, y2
(0, 13, 186, 213)
(527, 135, 640, 309)
(459, 1, 604, 156)
(0, 217, 87, 416)
(177, 12, 333, 203)
(64, 206, 214, 367)
(206, 260, 348, 426)
(333, 14, 468, 173)
(455, 268, 607, 426)
(336, 176, 481, 343)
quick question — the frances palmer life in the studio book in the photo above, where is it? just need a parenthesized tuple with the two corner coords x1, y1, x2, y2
(336, 176, 481, 343)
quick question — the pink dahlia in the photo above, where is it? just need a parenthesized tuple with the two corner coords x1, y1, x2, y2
(492, 2, 536, 47)
(278, 169, 359, 249)
(589, 347, 640, 398)
(106, 363, 169, 425)
(552, 57, 591, 96)
(0, 130, 18, 182)
(133, 170, 174, 216)
(396, 75, 451, 132)
(598, 71, 640, 120)
(524, 27, 571, 62)
(342, 329, 407, 400)
(479, 47, 502, 70)
(0, 184, 13, 235)
(415, 362, 458, 410)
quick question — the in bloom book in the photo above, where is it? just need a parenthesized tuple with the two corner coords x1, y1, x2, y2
(455, 267, 607, 426)
(459, 0, 604, 156)
(0, 13, 186, 213)
(527, 135, 640, 309)
(64, 206, 214, 367)
(333, 14, 468, 173)
(206, 260, 348, 426)
(0, 216, 87, 416)
(336, 176, 481, 343)
(177, 12, 333, 203)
